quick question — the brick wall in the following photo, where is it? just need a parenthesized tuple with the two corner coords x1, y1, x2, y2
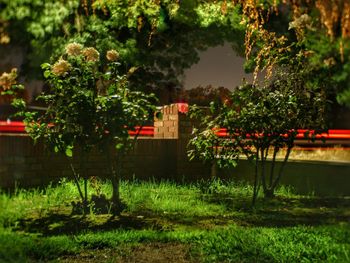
(0, 136, 186, 188)
(154, 104, 180, 139)
(0, 104, 210, 188)
(1, 103, 349, 196)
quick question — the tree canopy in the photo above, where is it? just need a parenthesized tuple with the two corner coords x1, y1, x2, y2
(1, 0, 350, 107)
(0, 0, 244, 93)
(235, 0, 350, 107)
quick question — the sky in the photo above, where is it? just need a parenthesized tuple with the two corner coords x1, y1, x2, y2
(183, 43, 253, 90)
(0, 43, 253, 99)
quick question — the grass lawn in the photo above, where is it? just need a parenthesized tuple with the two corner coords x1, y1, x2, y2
(0, 179, 349, 262)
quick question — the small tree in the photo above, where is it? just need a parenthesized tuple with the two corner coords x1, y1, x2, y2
(188, 70, 328, 205)
(15, 43, 156, 214)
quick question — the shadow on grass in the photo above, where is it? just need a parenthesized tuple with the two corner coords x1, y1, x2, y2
(13, 196, 350, 236)
(201, 194, 350, 227)
(15, 212, 162, 236)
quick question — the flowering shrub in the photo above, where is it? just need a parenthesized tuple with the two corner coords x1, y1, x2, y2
(16, 43, 156, 213)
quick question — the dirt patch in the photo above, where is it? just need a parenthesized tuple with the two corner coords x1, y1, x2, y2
(121, 243, 195, 263)
(54, 243, 196, 263)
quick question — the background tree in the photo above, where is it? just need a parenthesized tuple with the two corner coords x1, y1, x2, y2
(176, 85, 231, 106)
(1, 0, 349, 110)
(0, 0, 245, 99)
(233, 0, 350, 109)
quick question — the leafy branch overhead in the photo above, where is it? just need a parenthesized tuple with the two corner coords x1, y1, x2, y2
(1, 0, 350, 107)
(0, 0, 244, 92)
(234, 0, 350, 106)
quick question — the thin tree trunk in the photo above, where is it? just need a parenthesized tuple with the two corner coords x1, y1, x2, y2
(68, 159, 84, 202)
(211, 162, 217, 178)
(271, 146, 292, 191)
(260, 147, 268, 195)
(211, 140, 218, 178)
(80, 150, 88, 214)
(110, 175, 121, 214)
(106, 146, 121, 215)
(252, 148, 259, 206)
(84, 177, 88, 214)
(269, 146, 279, 189)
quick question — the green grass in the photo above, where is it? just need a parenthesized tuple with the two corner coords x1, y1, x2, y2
(0, 179, 349, 262)
(0, 225, 349, 263)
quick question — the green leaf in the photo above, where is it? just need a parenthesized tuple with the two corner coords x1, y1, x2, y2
(43, 70, 51, 78)
(115, 143, 124, 150)
(41, 63, 51, 70)
(65, 147, 73, 157)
